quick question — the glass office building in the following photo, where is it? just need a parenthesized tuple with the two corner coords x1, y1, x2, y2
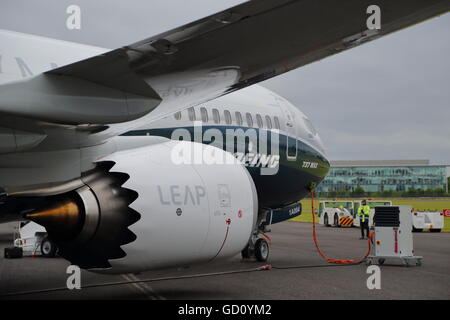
(317, 160, 448, 193)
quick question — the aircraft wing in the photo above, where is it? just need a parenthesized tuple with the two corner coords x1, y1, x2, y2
(0, 0, 448, 205)
(0, 0, 449, 133)
(47, 0, 450, 97)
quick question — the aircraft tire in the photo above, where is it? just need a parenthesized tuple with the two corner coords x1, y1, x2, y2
(41, 238, 57, 258)
(254, 238, 269, 262)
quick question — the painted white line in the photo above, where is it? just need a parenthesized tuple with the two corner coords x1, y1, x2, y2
(122, 274, 153, 300)
(122, 273, 165, 300)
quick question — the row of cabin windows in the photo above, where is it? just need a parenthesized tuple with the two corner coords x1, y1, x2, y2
(174, 107, 281, 130)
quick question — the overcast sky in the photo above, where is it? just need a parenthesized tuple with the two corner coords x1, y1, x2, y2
(1, 1, 449, 164)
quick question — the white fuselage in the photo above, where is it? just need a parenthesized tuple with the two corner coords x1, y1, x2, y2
(0, 29, 331, 273)
(0, 29, 325, 157)
(0, 29, 328, 199)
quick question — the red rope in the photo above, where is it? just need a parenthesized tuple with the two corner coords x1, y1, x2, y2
(311, 190, 372, 264)
(209, 221, 231, 261)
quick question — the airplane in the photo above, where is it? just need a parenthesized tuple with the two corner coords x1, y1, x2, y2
(0, 0, 448, 274)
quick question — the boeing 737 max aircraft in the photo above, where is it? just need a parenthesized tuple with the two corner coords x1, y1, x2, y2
(0, 0, 448, 273)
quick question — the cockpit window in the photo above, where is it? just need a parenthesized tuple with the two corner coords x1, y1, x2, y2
(303, 117, 317, 135)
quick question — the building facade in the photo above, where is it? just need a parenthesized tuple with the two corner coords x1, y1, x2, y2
(317, 160, 448, 193)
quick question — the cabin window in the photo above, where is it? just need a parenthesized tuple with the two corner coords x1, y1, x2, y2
(188, 107, 196, 121)
(256, 114, 264, 128)
(200, 107, 208, 123)
(246, 113, 253, 127)
(235, 112, 243, 126)
(274, 116, 281, 130)
(224, 110, 232, 125)
(265, 115, 273, 129)
(212, 108, 220, 124)
(174, 111, 182, 120)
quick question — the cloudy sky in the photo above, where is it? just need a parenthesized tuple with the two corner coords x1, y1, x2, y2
(1, 1, 449, 164)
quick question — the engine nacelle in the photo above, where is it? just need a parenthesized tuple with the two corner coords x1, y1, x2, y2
(29, 141, 258, 274)
(105, 141, 258, 273)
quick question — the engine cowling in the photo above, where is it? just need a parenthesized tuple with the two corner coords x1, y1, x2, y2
(28, 141, 258, 273)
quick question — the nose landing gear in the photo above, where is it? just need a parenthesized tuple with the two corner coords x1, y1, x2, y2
(255, 238, 270, 261)
(241, 236, 270, 262)
(241, 209, 271, 262)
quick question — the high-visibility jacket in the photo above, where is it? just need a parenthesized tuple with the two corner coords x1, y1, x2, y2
(358, 205, 370, 223)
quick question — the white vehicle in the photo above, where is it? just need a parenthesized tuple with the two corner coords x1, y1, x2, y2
(5, 221, 57, 258)
(412, 211, 444, 232)
(317, 201, 354, 227)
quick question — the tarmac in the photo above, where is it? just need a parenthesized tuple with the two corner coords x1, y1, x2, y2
(0, 221, 449, 300)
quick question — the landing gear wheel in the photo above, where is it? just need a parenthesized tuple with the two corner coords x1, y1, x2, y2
(324, 215, 330, 227)
(334, 214, 339, 227)
(378, 258, 385, 265)
(254, 238, 269, 262)
(241, 244, 251, 259)
(412, 227, 423, 232)
(41, 238, 57, 258)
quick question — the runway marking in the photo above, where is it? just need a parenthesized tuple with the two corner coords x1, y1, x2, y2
(122, 273, 165, 300)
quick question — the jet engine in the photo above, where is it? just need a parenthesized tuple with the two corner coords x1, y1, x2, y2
(26, 141, 258, 273)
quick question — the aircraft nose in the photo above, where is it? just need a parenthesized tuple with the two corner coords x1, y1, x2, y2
(321, 155, 331, 179)
(311, 133, 330, 182)
(309, 146, 330, 189)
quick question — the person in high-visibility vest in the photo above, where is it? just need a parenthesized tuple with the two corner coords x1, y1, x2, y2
(358, 199, 370, 239)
